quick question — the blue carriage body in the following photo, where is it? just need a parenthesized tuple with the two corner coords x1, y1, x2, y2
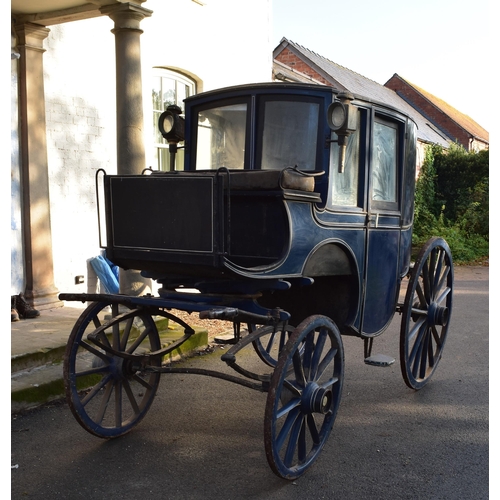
(102, 83, 417, 339)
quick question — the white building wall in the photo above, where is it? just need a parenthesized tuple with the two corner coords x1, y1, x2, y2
(38, 0, 272, 298)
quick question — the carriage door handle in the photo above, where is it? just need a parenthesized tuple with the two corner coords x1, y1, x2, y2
(367, 212, 380, 228)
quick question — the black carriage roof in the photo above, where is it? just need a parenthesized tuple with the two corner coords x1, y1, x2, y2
(184, 82, 416, 123)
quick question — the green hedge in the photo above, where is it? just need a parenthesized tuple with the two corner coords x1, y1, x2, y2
(412, 144, 489, 264)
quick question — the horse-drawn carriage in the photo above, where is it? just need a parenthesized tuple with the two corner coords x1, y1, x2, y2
(60, 83, 453, 479)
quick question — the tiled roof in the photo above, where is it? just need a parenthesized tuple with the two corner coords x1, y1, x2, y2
(391, 75, 489, 143)
(273, 38, 451, 147)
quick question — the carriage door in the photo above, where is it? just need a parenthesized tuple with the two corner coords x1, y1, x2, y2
(361, 115, 402, 336)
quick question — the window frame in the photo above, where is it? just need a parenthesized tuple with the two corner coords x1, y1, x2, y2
(152, 68, 196, 171)
(369, 114, 403, 213)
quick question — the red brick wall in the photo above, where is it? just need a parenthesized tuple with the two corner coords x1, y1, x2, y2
(385, 75, 470, 148)
(275, 48, 332, 86)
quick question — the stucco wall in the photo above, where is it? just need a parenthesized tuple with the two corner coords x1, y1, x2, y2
(36, 0, 272, 298)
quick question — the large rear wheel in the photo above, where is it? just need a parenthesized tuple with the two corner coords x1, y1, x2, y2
(400, 237, 454, 389)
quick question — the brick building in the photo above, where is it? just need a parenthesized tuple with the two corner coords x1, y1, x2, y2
(385, 74, 488, 151)
(273, 38, 489, 172)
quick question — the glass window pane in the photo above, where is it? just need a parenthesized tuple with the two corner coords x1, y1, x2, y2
(196, 104, 247, 170)
(152, 76, 162, 111)
(261, 101, 319, 170)
(176, 84, 187, 109)
(330, 121, 360, 207)
(162, 77, 176, 110)
(153, 111, 165, 145)
(372, 121, 397, 202)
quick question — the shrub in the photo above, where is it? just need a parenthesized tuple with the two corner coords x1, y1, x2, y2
(412, 144, 489, 264)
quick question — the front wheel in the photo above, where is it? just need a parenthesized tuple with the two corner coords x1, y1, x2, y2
(264, 315, 344, 479)
(400, 237, 454, 390)
(63, 301, 162, 438)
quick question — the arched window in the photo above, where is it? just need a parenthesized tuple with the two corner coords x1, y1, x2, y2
(152, 68, 196, 170)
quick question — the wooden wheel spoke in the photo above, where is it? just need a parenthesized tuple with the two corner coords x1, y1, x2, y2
(422, 260, 431, 303)
(436, 285, 452, 306)
(297, 419, 307, 463)
(80, 373, 112, 407)
(306, 413, 320, 445)
(276, 406, 301, 451)
(418, 329, 431, 379)
(408, 316, 427, 344)
(264, 330, 278, 353)
(283, 379, 302, 397)
(432, 250, 445, 296)
(431, 325, 443, 347)
(123, 378, 141, 415)
(92, 316, 102, 329)
(75, 365, 109, 378)
(79, 339, 109, 359)
(292, 349, 306, 387)
(302, 334, 315, 381)
(436, 266, 450, 295)
(131, 372, 155, 391)
(415, 280, 428, 309)
(309, 329, 328, 380)
(95, 379, 114, 424)
(284, 414, 305, 467)
(120, 317, 135, 350)
(126, 325, 153, 354)
(316, 347, 338, 381)
(426, 334, 436, 369)
(409, 322, 428, 366)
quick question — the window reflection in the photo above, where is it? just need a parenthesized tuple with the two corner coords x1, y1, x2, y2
(372, 121, 397, 202)
(196, 104, 247, 170)
(329, 111, 360, 207)
(261, 101, 319, 170)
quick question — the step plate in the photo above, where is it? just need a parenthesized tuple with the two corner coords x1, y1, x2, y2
(364, 354, 395, 367)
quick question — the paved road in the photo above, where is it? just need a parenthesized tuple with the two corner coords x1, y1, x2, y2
(11, 266, 489, 499)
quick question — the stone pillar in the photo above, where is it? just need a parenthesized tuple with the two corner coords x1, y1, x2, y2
(101, 2, 153, 175)
(15, 23, 62, 310)
(101, 2, 153, 295)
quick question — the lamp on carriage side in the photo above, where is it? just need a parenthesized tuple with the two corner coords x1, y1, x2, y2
(159, 105, 185, 171)
(327, 92, 357, 173)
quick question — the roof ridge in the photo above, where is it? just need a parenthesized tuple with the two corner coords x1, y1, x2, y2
(393, 74, 489, 139)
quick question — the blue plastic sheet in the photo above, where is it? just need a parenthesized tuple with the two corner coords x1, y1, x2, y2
(89, 254, 119, 294)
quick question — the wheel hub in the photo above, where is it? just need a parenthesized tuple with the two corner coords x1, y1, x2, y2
(302, 383, 333, 414)
(428, 302, 449, 327)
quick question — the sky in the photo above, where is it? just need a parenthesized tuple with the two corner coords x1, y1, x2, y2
(272, 0, 493, 132)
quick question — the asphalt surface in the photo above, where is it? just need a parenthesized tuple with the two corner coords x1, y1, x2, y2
(11, 266, 489, 499)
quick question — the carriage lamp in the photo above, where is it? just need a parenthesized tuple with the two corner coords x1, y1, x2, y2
(327, 92, 357, 173)
(158, 105, 185, 171)
(159, 105, 185, 145)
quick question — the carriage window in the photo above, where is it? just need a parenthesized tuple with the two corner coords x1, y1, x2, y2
(261, 101, 319, 170)
(196, 103, 247, 170)
(328, 111, 360, 207)
(372, 120, 398, 203)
